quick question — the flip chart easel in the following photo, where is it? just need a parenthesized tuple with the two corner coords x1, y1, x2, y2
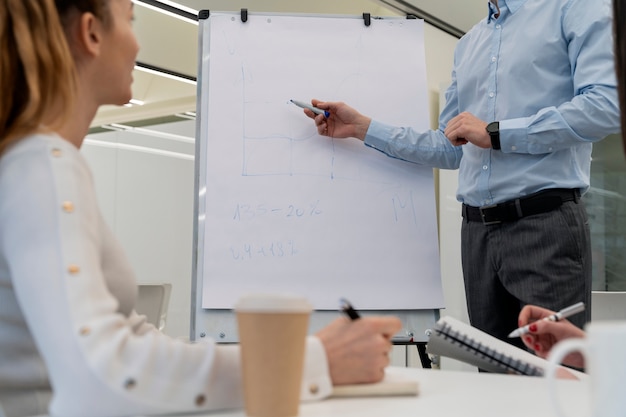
(190, 10, 444, 366)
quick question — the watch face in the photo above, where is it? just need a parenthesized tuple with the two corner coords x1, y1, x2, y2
(487, 122, 499, 134)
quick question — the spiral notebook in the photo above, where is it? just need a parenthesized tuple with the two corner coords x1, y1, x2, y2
(427, 316, 550, 376)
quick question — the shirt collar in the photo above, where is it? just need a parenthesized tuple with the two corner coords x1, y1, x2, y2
(487, 2, 498, 23)
(487, 0, 526, 22)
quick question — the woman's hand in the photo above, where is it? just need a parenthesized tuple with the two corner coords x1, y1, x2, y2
(316, 316, 402, 385)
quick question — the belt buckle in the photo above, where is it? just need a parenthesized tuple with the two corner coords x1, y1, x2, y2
(479, 204, 501, 225)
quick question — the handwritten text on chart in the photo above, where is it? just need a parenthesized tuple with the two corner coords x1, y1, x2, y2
(232, 201, 322, 221)
(230, 240, 298, 261)
(391, 192, 418, 225)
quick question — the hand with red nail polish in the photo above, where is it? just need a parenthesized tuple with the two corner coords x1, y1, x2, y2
(518, 304, 586, 368)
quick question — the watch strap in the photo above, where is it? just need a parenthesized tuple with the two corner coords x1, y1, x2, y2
(487, 121, 501, 150)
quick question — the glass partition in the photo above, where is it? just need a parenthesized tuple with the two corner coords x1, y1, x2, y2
(588, 133, 626, 291)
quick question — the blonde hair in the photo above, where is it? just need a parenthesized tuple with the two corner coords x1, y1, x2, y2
(0, 0, 110, 155)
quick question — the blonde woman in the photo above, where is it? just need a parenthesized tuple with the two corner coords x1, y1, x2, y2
(0, 1, 401, 416)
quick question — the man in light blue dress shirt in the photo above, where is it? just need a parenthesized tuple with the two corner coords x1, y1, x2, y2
(305, 0, 620, 349)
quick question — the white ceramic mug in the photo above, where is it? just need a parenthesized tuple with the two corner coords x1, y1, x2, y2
(546, 321, 626, 417)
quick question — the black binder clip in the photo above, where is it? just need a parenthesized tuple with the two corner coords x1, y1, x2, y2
(241, 8, 248, 23)
(363, 12, 371, 27)
(198, 10, 209, 20)
(406, 14, 418, 20)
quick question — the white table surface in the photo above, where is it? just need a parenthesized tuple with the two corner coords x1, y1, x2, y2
(35, 367, 590, 417)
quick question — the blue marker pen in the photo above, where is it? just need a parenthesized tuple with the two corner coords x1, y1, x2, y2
(290, 99, 330, 118)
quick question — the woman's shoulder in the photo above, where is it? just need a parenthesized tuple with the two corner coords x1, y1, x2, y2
(1, 132, 87, 175)
(2, 132, 76, 158)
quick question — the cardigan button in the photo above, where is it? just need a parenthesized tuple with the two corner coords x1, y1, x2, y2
(62, 201, 75, 213)
(51, 148, 62, 157)
(195, 394, 206, 406)
(68, 264, 80, 274)
(124, 378, 136, 389)
(309, 383, 319, 395)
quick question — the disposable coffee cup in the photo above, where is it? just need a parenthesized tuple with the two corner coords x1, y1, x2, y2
(235, 294, 313, 417)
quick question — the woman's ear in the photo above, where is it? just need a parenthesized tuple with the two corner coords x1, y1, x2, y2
(76, 12, 103, 57)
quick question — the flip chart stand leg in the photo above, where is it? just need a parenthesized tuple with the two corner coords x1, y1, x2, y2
(391, 339, 432, 368)
(416, 343, 432, 368)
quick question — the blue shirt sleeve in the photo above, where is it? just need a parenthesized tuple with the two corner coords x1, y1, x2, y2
(500, 0, 619, 154)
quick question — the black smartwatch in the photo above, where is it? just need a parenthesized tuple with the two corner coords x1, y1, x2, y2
(486, 121, 500, 150)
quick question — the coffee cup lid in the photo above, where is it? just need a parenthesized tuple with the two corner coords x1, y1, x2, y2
(234, 293, 313, 313)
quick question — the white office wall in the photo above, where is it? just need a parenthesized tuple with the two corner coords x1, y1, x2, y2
(82, 124, 196, 339)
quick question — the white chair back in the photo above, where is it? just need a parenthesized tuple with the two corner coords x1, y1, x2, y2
(136, 283, 172, 331)
(591, 291, 626, 321)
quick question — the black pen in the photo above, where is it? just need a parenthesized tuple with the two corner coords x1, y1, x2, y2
(340, 298, 413, 343)
(339, 298, 361, 320)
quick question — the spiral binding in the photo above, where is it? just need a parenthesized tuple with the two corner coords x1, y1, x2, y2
(435, 322, 544, 376)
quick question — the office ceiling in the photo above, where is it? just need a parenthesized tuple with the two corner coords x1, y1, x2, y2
(92, 0, 486, 127)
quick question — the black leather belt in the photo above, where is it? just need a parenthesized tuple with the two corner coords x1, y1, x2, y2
(462, 188, 580, 225)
